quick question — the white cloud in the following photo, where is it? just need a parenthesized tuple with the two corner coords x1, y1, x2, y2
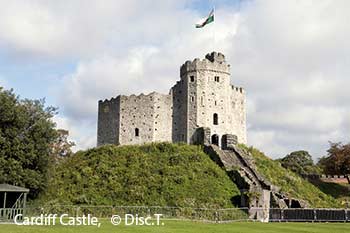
(53, 115, 95, 151)
(1, 0, 350, 159)
(230, 0, 350, 158)
(0, 0, 199, 59)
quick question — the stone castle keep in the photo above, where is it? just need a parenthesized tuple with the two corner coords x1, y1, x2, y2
(97, 52, 247, 147)
(96, 52, 309, 221)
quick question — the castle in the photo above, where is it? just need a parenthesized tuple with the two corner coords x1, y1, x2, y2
(97, 52, 247, 147)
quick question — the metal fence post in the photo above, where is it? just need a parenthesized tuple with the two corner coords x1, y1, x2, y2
(281, 209, 284, 222)
(313, 209, 317, 222)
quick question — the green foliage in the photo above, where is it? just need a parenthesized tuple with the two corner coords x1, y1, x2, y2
(40, 143, 240, 208)
(0, 87, 58, 198)
(239, 145, 340, 208)
(277, 150, 321, 175)
(51, 129, 75, 163)
(318, 142, 350, 175)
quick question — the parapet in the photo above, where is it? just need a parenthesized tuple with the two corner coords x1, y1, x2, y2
(205, 51, 226, 63)
(231, 85, 245, 94)
(180, 51, 230, 76)
(98, 91, 171, 104)
(98, 96, 120, 104)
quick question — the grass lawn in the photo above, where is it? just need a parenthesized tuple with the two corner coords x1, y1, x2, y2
(1, 220, 349, 233)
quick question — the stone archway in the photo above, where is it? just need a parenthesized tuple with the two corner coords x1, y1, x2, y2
(211, 134, 219, 146)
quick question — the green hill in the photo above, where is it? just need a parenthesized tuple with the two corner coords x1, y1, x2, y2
(40, 143, 240, 208)
(242, 145, 340, 208)
(39, 142, 342, 209)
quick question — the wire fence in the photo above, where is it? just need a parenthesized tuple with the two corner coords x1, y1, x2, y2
(14, 206, 348, 223)
(269, 208, 350, 222)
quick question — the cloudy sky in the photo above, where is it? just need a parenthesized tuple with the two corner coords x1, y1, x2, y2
(0, 0, 349, 160)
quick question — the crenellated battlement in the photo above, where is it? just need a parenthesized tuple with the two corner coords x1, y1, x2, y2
(98, 96, 120, 104)
(180, 51, 230, 76)
(231, 85, 245, 94)
(205, 51, 226, 63)
(99, 92, 170, 105)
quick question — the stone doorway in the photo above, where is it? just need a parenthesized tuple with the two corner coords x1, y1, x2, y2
(211, 134, 219, 146)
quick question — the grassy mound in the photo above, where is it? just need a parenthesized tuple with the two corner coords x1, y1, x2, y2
(40, 143, 240, 208)
(242, 145, 340, 208)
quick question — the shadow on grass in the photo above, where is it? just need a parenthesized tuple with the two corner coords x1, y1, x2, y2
(310, 179, 350, 199)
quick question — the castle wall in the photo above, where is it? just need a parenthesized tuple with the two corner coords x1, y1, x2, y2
(153, 93, 173, 142)
(172, 81, 188, 143)
(97, 97, 120, 146)
(119, 94, 156, 145)
(230, 86, 247, 144)
(118, 92, 172, 145)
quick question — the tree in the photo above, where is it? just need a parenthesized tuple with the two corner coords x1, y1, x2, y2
(318, 142, 350, 175)
(278, 150, 321, 175)
(0, 87, 58, 198)
(51, 129, 75, 163)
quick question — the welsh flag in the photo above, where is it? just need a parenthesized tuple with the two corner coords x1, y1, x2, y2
(195, 9, 214, 28)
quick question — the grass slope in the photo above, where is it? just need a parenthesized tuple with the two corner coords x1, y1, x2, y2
(1, 221, 350, 233)
(39, 143, 240, 208)
(242, 146, 340, 208)
(310, 180, 350, 203)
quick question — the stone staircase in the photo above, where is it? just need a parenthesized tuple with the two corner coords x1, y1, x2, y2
(204, 144, 272, 221)
(203, 141, 310, 221)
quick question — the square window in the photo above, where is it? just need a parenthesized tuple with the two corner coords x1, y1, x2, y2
(190, 76, 195, 82)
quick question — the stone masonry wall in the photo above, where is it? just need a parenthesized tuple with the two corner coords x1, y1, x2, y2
(177, 52, 247, 146)
(118, 92, 173, 145)
(230, 86, 247, 144)
(118, 94, 155, 145)
(97, 97, 120, 146)
(153, 93, 173, 142)
(171, 80, 188, 143)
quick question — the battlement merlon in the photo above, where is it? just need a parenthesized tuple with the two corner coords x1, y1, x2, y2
(231, 85, 245, 94)
(98, 92, 171, 104)
(180, 51, 230, 76)
(98, 96, 120, 105)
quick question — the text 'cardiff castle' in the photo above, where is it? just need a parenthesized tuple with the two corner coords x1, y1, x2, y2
(97, 52, 246, 147)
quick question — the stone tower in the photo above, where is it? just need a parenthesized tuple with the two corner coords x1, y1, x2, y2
(171, 52, 246, 146)
(97, 52, 247, 147)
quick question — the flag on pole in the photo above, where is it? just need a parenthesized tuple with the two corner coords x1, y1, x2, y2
(195, 9, 214, 28)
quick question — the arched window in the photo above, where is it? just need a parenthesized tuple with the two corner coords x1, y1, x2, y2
(213, 113, 218, 125)
(135, 128, 139, 137)
(211, 134, 219, 146)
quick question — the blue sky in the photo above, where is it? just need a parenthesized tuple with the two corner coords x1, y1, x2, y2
(0, 0, 349, 159)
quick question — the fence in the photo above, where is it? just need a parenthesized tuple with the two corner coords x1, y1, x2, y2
(11, 206, 347, 223)
(0, 208, 25, 222)
(269, 208, 349, 222)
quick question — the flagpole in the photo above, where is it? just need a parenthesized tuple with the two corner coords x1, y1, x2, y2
(213, 5, 215, 52)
